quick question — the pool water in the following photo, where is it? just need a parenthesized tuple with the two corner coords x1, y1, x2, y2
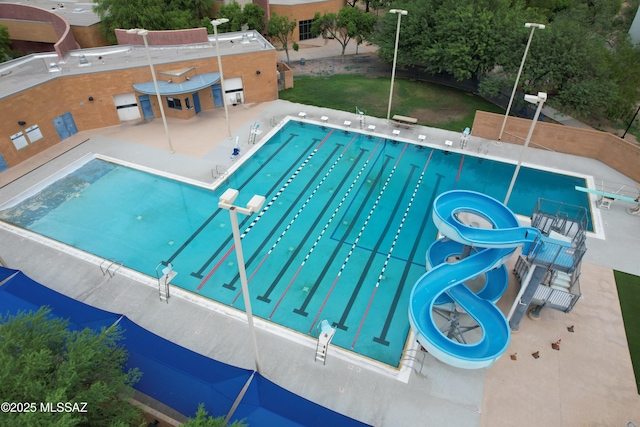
(0, 121, 591, 367)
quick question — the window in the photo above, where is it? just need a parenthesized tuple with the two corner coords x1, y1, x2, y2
(167, 97, 182, 110)
(299, 19, 314, 41)
(185, 97, 191, 110)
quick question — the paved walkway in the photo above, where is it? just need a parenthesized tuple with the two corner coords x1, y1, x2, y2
(1, 98, 640, 426)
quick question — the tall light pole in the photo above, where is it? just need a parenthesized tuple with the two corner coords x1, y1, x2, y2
(386, 9, 408, 121)
(211, 19, 232, 140)
(504, 92, 547, 205)
(127, 28, 175, 154)
(498, 23, 545, 141)
(218, 188, 265, 373)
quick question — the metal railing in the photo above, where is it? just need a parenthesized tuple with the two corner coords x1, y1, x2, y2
(100, 258, 123, 278)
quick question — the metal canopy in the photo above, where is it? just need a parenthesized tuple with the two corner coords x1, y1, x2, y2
(133, 72, 220, 95)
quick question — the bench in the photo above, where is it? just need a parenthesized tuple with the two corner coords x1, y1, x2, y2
(391, 115, 417, 128)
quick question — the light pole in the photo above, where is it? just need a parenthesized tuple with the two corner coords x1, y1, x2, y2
(504, 92, 547, 205)
(218, 188, 265, 373)
(386, 9, 408, 121)
(211, 19, 232, 140)
(127, 28, 175, 154)
(498, 23, 545, 141)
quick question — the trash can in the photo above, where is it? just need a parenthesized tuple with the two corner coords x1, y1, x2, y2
(300, 58, 305, 66)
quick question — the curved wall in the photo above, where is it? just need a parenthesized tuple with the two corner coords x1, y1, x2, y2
(0, 4, 80, 57)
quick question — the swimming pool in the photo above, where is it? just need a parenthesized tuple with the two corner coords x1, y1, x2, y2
(0, 120, 592, 367)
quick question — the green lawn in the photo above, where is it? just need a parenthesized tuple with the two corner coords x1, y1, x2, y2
(279, 74, 505, 132)
(614, 270, 640, 393)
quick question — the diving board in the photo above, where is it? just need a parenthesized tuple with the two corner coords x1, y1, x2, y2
(575, 186, 638, 209)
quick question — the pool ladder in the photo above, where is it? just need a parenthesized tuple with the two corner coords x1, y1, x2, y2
(315, 320, 336, 365)
(100, 258, 123, 278)
(155, 262, 177, 304)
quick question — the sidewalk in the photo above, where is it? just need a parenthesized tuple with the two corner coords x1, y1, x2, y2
(276, 36, 378, 63)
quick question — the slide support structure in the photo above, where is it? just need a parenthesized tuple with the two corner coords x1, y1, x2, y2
(509, 264, 546, 331)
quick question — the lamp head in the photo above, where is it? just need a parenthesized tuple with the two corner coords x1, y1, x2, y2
(525, 23, 545, 29)
(389, 9, 408, 15)
(524, 92, 548, 104)
(219, 188, 239, 206)
(211, 18, 230, 26)
(246, 195, 266, 213)
(127, 28, 149, 36)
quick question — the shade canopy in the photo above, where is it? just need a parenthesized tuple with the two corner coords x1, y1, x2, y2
(133, 72, 220, 95)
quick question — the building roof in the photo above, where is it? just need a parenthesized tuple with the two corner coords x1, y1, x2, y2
(0, 31, 275, 100)
(0, 0, 102, 26)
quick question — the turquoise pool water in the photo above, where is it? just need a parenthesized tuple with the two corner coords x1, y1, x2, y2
(0, 121, 591, 367)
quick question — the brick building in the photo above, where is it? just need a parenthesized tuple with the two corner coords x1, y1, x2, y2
(0, 26, 278, 170)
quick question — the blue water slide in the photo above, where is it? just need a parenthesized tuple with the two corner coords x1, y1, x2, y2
(409, 190, 541, 369)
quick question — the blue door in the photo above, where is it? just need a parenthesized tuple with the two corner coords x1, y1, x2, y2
(193, 92, 201, 114)
(139, 95, 153, 118)
(53, 112, 78, 140)
(0, 153, 7, 173)
(212, 85, 222, 107)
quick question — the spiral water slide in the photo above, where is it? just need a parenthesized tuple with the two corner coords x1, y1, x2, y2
(409, 190, 539, 369)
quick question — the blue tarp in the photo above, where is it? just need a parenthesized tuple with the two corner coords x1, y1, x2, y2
(0, 270, 120, 331)
(233, 374, 371, 427)
(0, 266, 18, 283)
(119, 316, 252, 418)
(0, 267, 371, 426)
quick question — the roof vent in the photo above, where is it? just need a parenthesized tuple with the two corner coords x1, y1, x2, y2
(241, 34, 250, 44)
(73, 8, 84, 13)
(78, 55, 90, 66)
(48, 62, 61, 72)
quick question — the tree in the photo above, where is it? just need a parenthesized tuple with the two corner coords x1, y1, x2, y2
(93, 0, 214, 44)
(423, 0, 518, 80)
(0, 308, 142, 427)
(312, 7, 374, 58)
(0, 25, 12, 62)
(216, 2, 244, 32)
(354, 9, 377, 54)
(267, 13, 296, 63)
(243, 3, 266, 33)
(182, 403, 247, 427)
(363, 0, 394, 14)
(213, 2, 265, 33)
(605, 36, 640, 120)
(169, 0, 214, 20)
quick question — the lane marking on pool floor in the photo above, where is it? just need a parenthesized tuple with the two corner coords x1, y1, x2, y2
(269, 145, 390, 319)
(209, 140, 334, 292)
(454, 155, 465, 189)
(190, 134, 318, 279)
(307, 143, 412, 333)
(178, 133, 302, 271)
(260, 139, 382, 311)
(331, 163, 416, 332)
(374, 171, 444, 346)
(247, 133, 356, 288)
(351, 149, 434, 349)
(223, 137, 355, 296)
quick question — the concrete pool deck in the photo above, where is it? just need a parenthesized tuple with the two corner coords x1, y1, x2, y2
(1, 100, 640, 426)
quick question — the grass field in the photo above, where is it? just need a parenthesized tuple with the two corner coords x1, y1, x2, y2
(614, 270, 640, 393)
(279, 74, 505, 132)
